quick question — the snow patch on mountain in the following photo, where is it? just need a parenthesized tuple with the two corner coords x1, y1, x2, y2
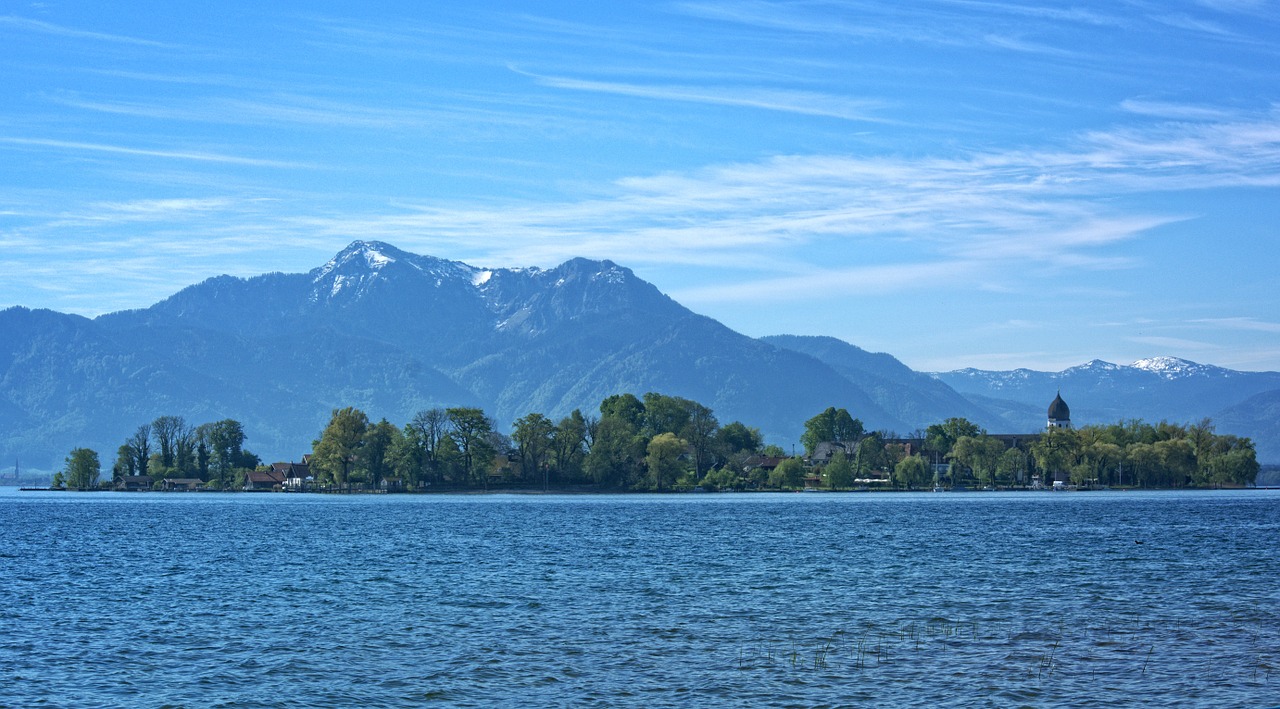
(593, 266, 628, 285)
(1130, 356, 1219, 379)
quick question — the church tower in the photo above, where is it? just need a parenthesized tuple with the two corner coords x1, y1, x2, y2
(1047, 391, 1071, 430)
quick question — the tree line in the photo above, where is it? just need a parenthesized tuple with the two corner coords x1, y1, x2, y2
(52, 415, 259, 490)
(308, 393, 772, 491)
(807, 414, 1259, 490)
(308, 399, 1260, 491)
(52, 396, 1260, 491)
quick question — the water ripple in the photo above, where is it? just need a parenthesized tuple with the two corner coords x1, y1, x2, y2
(1, 489, 1277, 706)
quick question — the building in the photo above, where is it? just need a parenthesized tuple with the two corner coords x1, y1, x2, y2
(1047, 391, 1072, 429)
(116, 475, 152, 492)
(271, 461, 312, 491)
(244, 469, 286, 491)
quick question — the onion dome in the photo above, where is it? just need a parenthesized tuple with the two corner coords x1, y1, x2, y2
(1047, 392, 1070, 421)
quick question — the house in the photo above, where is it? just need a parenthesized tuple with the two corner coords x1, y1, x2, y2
(162, 478, 203, 491)
(116, 475, 152, 492)
(271, 461, 311, 491)
(742, 455, 786, 474)
(810, 441, 857, 466)
(244, 469, 285, 491)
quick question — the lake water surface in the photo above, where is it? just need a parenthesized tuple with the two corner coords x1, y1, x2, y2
(1, 489, 1277, 707)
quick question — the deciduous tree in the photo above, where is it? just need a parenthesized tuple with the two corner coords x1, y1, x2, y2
(312, 407, 368, 486)
(360, 419, 399, 488)
(645, 432, 687, 491)
(151, 415, 185, 470)
(446, 407, 495, 485)
(825, 451, 855, 489)
(893, 454, 931, 489)
(127, 424, 151, 480)
(513, 413, 555, 486)
(768, 458, 805, 489)
(65, 448, 100, 489)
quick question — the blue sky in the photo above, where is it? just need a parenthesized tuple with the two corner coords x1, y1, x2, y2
(2, 1, 1279, 372)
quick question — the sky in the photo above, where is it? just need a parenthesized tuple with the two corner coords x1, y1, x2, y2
(2, 1, 1279, 373)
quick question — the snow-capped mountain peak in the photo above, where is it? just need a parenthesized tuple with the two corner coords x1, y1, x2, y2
(1129, 356, 1213, 379)
(309, 240, 486, 301)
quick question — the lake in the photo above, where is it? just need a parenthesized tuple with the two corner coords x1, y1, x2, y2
(1, 488, 1277, 707)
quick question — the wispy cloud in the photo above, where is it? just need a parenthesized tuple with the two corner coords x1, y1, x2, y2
(10, 101, 1275, 319)
(1191, 317, 1280, 334)
(1120, 99, 1235, 121)
(259, 105, 1280, 289)
(1127, 335, 1221, 352)
(516, 68, 891, 122)
(932, 1, 1125, 28)
(1151, 13, 1233, 36)
(670, 261, 980, 304)
(0, 137, 309, 168)
(0, 15, 175, 47)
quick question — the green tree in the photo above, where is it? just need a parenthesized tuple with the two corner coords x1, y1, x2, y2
(360, 419, 399, 487)
(701, 466, 740, 491)
(1125, 442, 1160, 487)
(855, 432, 888, 476)
(949, 435, 1005, 487)
(1030, 426, 1078, 484)
(1155, 438, 1196, 487)
(388, 426, 421, 488)
(174, 423, 198, 477)
(403, 408, 449, 485)
(586, 415, 646, 488)
(1080, 440, 1123, 486)
(768, 458, 806, 489)
(825, 450, 855, 489)
(127, 424, 151, 481)
(717, 421, 762, 456)
(435, 434, 465, 484)
(996, 447, 1029, 485)
(681, 401, 719, 479)
(642, 393, 692, 438)
(151, 415, 186, 470)
(1205, 437, 1259, 486)
(893, 454, 931, 489)
(312, 407, 369, 486)
(801, 407, 863, 454)
(645, 432, 687, 491)
(64, 448, 100, 489)
(446, 407, 495, 486)
(600, 393, 645, 428)
(203, 419, 249, 489)
(832, 409, 863, 443)
(923, 418, 982, 465)
(513, 413, 556, 487)
(112, 444, 136, 482)
(551, 410, 589, 483)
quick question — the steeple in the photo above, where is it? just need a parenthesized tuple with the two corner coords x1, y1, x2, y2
(1047, 391, 1071, 429)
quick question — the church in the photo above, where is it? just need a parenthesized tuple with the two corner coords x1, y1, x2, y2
(1047, 391, 1071, 430)
(810, 391, 1078, 488)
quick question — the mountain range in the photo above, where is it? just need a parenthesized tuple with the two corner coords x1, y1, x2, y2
(3, 240, 1279, 473)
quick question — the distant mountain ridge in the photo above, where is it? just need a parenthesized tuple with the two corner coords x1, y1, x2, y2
(3, 241, 903, 470)
(2, 240, 1278, 473)
(931, 358, 1280, 461)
